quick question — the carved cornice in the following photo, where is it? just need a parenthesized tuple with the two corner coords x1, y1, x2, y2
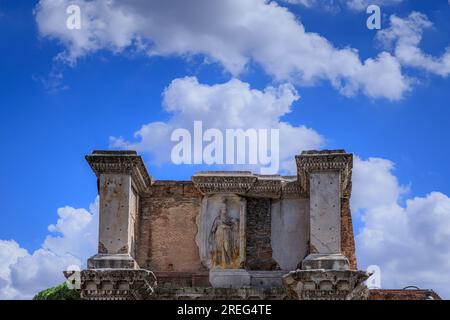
(192, 151, 353, 198)
(86, 150, 153, 193)
(281, 179, 304, 198)
(248, 175, 283, 198)
(192, 172, 257, 195)
(295, 150, 353, 198)
(192, 172, 305, 199)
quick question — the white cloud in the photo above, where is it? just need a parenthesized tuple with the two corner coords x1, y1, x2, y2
(44, 204, 98, 258)
(346, 0, 403, 11)
(111, 76, 324, 173)
(34, 0, 409, 100)
(353, 157, 450, 299)
(282, 0, 318, 7)
(0, 241, 28, 299)
(352, 157, 408, 213)
(377, 12, 450, 77)
(281, 0, 403, 11)
(0, 198, 98, 299)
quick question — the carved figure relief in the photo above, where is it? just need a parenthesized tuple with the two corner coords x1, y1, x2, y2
(196, 194, 246, 270)
(209, 200, 240, 268)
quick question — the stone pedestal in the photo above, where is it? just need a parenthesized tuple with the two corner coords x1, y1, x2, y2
(209, 270, 287, 289)
(301, 253, 349, 271)
(87, 254, 137, 269)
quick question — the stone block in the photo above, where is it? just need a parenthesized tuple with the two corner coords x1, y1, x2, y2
(249, 271, 286, 288)
(301, 253, 349, 271)
(271, 198, 309, 270)
(88, 254, 137, 269)
(309, 172, 341, 254)
(209, 269, 251, 288)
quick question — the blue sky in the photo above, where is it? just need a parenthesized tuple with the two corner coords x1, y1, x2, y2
(0, 0, 450, 298)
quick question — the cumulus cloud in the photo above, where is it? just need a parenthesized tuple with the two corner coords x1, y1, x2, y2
(34, 0, 409, 99)
(0, 241, 28, 299)
(377, 12, 450, 77)
(0, 198, 98, 299)
(353, 157, 450, 299)
(111, 77, 324, 173)
(352, 157, 409, 213)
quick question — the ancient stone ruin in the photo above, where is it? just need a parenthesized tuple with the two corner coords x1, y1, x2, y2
(66, 149, 371, 299)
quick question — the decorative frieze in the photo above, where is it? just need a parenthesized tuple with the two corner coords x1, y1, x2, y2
(248, 175, 283, 198)
(192, 172, 304, 199)
(280, 179, 304, 198)
(192, 172, 257, 195)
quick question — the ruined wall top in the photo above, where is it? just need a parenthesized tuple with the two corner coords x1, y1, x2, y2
(85, 149, 354, 198)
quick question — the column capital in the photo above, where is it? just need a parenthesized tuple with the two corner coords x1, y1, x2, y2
(86, 150, 153, 193)
(295, 150, 352, 198)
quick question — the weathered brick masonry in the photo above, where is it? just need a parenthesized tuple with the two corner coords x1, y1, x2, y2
(245, 198, 279, 271)
(341, 197, 357, 270)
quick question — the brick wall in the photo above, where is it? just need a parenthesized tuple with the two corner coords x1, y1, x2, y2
(341, 197, 357, 270)
(135, 181, 206, 273)
(134, 180, 357, 273)
(246, 198, 279, 270)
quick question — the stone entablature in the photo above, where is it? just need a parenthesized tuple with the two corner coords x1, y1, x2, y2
(68, 149, 364, 300)
(86, 150, 153, 193)
(192, 172, 304, 199)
